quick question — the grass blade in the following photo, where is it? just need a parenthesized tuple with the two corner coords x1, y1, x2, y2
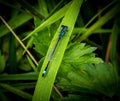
(32, 0, 83, 101)
(78, 2, 120, 41)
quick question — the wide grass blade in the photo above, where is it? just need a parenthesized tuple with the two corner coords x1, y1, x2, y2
(32, 0, 83, 101)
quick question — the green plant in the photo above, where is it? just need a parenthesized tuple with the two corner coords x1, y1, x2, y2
(0, 0, 120, 101)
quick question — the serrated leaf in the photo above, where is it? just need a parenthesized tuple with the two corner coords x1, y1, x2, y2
(63, 42, 103, 64)
(84, 63, 118, 97)
(61, 63, 119, 97)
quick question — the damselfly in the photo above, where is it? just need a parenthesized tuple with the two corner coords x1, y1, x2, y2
(42, 25, 68, 77)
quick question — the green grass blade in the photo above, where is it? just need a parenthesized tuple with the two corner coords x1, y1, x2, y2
(84, 0, 116, 27)
(78, 2, 120, 41)
(46, 0, 64, 19)
(0, 83, 32, 100)
(32, 0, 83, 101)
(23, 1, 72, 41)
(0, 13, 32, 38)
(17, 0, 45, 19)
(73, 28, 112, 35)
(111, 20, 119, 66)
(0, 72, 38, 81)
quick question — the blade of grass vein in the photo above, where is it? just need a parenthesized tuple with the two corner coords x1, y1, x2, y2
(0, 83, 32, 100)
(0, 16, 62, 97)
(22, 1, 72, 41)
(79, 2, 120, 42)
(32, 0, 83, 101)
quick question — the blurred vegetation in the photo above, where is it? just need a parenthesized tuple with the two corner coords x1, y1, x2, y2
(0, 0, 120, 101)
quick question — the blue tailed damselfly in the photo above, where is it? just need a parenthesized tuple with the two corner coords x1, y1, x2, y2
(42, 25, 68, 77)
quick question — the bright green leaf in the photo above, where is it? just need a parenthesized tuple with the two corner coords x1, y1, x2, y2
(63, 42, 103, 64)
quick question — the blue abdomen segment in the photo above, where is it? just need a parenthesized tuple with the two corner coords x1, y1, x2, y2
(42, 70, 46, 76)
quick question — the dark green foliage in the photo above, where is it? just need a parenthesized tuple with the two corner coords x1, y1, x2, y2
(0, 0, 120, 101)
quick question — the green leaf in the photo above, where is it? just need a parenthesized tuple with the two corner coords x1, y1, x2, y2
(63, 42, 103, 64)
(32, 0, 83, 101)
(33, 28, 50, 56)
(59, 63, 119, 97)
(0, 52, 6, 73)
(23, 1, 72, 40)
(57, 62, 72, 78)
(33, 23, 59, 56)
